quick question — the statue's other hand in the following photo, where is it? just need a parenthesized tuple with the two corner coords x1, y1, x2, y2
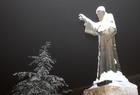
(79, 14, 87, 22)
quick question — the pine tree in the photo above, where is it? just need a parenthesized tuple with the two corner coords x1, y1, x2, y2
(12, 41, 68, 95)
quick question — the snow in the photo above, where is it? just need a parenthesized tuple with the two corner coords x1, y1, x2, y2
(90, 81, 138, 95)
(90, 70, 138, 90)
(94, 70, 129, 85)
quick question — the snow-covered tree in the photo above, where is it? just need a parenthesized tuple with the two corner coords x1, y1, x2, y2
(12, 41, 68, 95)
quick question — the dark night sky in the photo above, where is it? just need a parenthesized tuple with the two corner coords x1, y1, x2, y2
(1, 0, 140, 95)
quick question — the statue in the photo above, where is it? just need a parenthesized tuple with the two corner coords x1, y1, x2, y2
(78, 6, 138, 95)
(79, 6, 121, 79)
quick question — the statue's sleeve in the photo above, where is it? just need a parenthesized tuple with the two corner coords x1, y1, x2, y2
(84, 19, 99, 36)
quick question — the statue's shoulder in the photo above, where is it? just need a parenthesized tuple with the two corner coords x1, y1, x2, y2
(106, 13, 114, 20)
(107, 13, 114, 17)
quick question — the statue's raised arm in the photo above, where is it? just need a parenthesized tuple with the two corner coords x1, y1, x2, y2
(79, 14, 99, 36)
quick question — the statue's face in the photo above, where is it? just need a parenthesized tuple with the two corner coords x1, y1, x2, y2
(96, 10, 105, 21)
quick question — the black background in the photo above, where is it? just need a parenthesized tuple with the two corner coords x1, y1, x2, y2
(1, 0, 140, 95)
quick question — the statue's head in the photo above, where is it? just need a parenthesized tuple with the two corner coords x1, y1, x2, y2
(96, 6, 106, 21)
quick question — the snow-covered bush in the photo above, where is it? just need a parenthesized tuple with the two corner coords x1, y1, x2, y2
(12, 41, 68, 95)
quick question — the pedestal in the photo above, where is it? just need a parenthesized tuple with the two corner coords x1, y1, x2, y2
(83, 83, 138, 95)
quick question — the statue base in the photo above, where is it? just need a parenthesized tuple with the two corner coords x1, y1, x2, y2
(83, 82, 138, 95)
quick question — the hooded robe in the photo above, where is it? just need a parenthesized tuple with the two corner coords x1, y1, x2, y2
(83, 13, 121, 79)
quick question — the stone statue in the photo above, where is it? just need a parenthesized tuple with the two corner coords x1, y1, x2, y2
(79, 6, 138, 95)
(79, 6, 120, 79)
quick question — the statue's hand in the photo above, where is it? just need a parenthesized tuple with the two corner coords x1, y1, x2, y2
(79, 14, 87, 22)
